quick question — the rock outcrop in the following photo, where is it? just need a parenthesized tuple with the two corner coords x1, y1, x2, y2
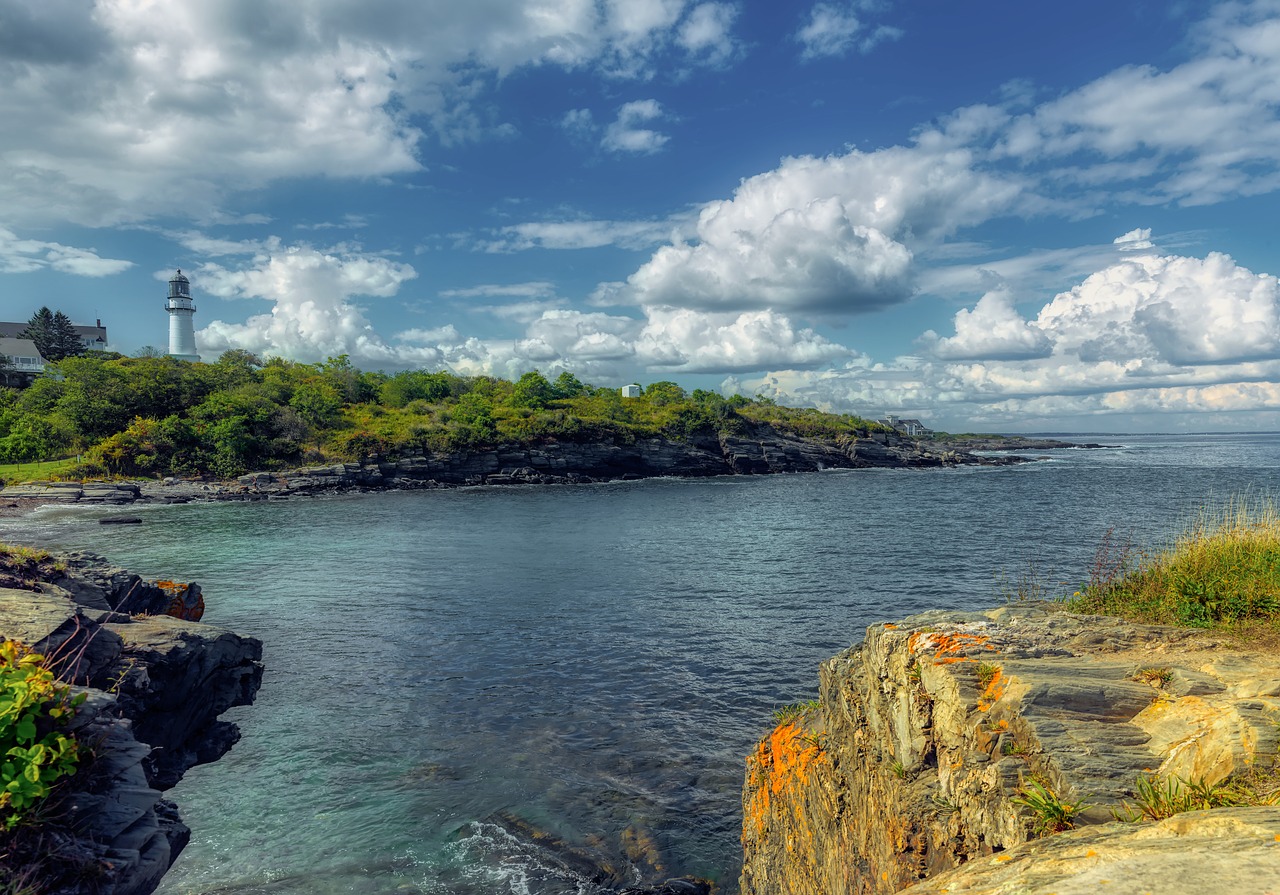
(1, 429, 1034, 508)
(0, 551, 262, 895)
(227, 430, 1020, 497)
(740, 606, 1280, 895)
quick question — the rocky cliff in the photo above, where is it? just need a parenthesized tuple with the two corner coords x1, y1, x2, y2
(230, 430, 1024, 496)
(740, 606, 1280, 895)
(0, 550, 262, 895)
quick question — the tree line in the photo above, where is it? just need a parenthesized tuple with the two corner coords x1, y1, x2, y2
(0, 351, 891, 477)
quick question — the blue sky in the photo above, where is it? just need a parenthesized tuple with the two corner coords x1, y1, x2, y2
(5, 0, 1280, 432)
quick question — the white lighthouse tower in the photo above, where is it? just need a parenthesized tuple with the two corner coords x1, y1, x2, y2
(166, 269, 200, 362)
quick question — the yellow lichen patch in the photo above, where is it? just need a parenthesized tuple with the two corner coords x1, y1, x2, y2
(883, 623, 899, 630)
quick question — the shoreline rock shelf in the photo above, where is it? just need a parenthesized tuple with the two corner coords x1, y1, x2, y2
(739, 606, 1280, 894)
(0, 551, 262, 895)
(2, 432, 1083, 507)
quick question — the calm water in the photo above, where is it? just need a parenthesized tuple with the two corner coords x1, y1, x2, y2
(6, 434, 1280, 894)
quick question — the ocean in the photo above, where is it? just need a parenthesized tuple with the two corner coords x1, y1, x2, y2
(6, 433, 1279, 894)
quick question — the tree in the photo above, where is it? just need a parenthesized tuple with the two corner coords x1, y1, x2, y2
(510, 370, 555, 409)
(645, 381, 686, 406)
(21, 308, 54, 361)
(50, 312, 84, 361)
(553, 371, 585, 399)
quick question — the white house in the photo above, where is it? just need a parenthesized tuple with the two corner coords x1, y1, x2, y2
(0, 337, 46, 385)
(621, 383, 643, 398)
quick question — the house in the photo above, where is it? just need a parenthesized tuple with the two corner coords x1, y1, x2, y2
(621, 383, 643, 398)
(879, 413, 934, 437)
(0, 319, 108, 351)
(0, 337, 46, 386)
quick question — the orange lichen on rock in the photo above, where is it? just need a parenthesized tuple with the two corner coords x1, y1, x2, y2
(154, 579, 205, 622)
(743, 721, 828, 840)
(907, 630, 995, 667)
(978, 667, 1007, 711)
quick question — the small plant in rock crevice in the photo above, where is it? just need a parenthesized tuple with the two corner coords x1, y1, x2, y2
(772, 699, 820, 725)
(1132, 666, 1173, 688)
(1012, 779, 1087, 837)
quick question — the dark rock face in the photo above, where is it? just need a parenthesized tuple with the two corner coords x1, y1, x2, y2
(0, 553, 262, 895)
(228, 430, 1021, 497)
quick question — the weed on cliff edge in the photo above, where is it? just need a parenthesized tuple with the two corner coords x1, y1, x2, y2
(1013, 780, 1087, 837)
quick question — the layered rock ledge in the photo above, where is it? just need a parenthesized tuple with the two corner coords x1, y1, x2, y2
(0, 551, 263, 895)
(741, 606, 1280, 895)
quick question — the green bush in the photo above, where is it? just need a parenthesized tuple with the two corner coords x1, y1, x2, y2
(0, 641, 83, 829)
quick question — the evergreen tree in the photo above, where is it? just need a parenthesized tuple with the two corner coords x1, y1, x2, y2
(51, 311, 84, 360)
(21, 308, 54, 360)
(20, 308, 85, 362)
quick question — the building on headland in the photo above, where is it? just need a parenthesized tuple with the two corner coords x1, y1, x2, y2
(879, 413, 934, 437)
(0, 319, 108, 352)
(621, 383, 643, 398)
(166, 269, 200, 362)
(0, 337, 46, 386)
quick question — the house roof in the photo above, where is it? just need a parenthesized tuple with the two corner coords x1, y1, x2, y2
(0, 337, 45, 360)
(0, 321, 107, 340)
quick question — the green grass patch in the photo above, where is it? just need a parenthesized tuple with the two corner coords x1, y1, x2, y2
(1066, 499, 1280, 638)
(0, 458, 77, 485)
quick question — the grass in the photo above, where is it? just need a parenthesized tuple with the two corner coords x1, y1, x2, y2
(1114, 770, 1280, 822)
(1066, 498, 1280, 644)
(0, 458, 78, 485)
(772, 699, 821, 725)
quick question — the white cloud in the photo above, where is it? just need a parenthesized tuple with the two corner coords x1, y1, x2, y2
(480, 215, 694, 252)
(0, 227, 133, 276)
(796, 2, 902, 60)
(439, 281, 558, 299)
(0, 0, 743, 230)
(196, 242, 420, 364)
(918, 289, 1052, 361)
(732, 250, 1280, 427)
(601, 99, 671, 154)
(987, 3, 1280, 206)
(677, 3, 740, 66)
(1113, 228, 1155, 251)
(613, 145, 1024, 313)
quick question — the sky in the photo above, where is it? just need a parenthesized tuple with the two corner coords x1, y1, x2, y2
(5, 0, 1280, 433)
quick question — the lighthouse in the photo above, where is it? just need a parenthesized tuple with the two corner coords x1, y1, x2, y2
(165, 269, 200, 361)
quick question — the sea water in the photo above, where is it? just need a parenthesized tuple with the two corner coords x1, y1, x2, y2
(6, 433, 1280, 894)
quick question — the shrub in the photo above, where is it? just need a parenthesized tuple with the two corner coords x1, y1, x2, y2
(0, 641, 83, 829)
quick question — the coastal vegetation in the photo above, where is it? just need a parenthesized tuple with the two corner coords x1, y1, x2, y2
(1066, 499, 1280, 641)
(0, 352, 892, 480)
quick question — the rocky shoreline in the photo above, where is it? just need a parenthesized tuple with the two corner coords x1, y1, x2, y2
(740, 606, 1280, 894)
(0, 431, 1088, 509)
(0, 550, 263, 894)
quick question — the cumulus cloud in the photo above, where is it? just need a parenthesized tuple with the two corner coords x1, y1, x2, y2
(918, 289, 1052, 361)
(796, 2, 902, 60)
(0, 0, 741, 229)
(734, 250, 1280, 428)
(193, 241, 847, 379)
(612, 145, 1024, 313)
(196, 242, 421, 364)
(0, 227, 133, 276)
(601, 100, 671, 154)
